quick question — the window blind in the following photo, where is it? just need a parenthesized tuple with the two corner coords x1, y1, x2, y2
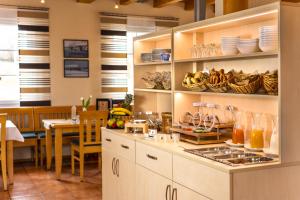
(17, 7, 51, 106)
(99, 12, 179, 100)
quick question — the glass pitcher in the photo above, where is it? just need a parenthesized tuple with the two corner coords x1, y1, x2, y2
(250, 113, 264, 149)
(232, 111, 244, 144)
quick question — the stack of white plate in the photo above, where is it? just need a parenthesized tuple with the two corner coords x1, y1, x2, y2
(221, 36, 240, 56)
(237, 38, 259, 54)
(259, 26, 278, 52)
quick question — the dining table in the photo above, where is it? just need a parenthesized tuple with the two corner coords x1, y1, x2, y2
(3, 120, 24, 184)
(43, 119, 79, 180)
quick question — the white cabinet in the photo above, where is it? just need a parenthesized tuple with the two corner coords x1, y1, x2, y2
(136, 164, 172, 200)
(173, 155, 230, 200)
(117, 156, 135, 200)
(172, 183, 209, 200)
(102, 130, 136, 200)
(102, 150, 117, 200)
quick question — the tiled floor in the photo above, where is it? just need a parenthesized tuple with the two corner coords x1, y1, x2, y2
(0, 162, 102, 200)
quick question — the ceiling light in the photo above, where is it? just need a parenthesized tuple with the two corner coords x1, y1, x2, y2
(40, 0, 45, 3)
(114, 1, 119, 9)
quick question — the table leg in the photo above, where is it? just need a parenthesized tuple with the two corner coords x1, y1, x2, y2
(55, 128, 63, 180)
(45, 129, 52, 170)
(7, 141, 13, 185)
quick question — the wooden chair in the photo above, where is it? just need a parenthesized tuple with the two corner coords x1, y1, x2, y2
(33, 106, 72, 167)
(0, 108, 38, 167)
(71, 110, 108, 181)
(0, 114, 8, 190)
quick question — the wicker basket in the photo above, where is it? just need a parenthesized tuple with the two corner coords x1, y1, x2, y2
(263, 74, 278, 95)
(207, 82, 230, 93)
(229, 76, 261, 94)
(143, 81, 156, 89)
(182, 80, 208, 92)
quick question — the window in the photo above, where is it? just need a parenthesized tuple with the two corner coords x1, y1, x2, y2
(0, 8, 19, 107)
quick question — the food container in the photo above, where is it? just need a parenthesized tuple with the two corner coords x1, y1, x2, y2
(160, 53, 170, 61)
(162, 112, 172, 133)
(152, 48, 171, 54)
(141, 53, 152, 62)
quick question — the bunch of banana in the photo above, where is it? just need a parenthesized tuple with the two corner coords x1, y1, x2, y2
(110, 107, 132, 116)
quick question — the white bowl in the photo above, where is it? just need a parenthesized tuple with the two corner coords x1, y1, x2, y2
(237, 39, 259, 54)
(259, 44, 277, 52)
(221, 48, 239, 55)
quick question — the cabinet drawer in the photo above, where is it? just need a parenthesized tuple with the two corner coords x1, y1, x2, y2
(102, 129, 117, 151)
(136, 142, 172, 179)
(173, 155, 231, 200)
(115, 136, 135, 162)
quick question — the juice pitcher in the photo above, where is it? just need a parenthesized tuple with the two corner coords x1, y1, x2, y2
(232, 111, 244, 144)
(250, 113, 264, 149)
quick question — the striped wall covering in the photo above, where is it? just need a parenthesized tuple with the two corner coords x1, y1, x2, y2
(100, 12, 179, 100)
(17, 8, 51, 106)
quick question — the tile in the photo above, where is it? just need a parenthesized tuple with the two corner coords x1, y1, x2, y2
(7, 162, 102, 200)
(0, 191, 10, 200)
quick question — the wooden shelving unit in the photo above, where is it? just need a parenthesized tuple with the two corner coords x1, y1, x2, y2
(174, 90, 278, 99)
(133, 2, 300, 167)
(133, 30, 173, 114)
(174, 51, 278, 63)
(135, 88, 172, 94)
(135, 61, 171, 66)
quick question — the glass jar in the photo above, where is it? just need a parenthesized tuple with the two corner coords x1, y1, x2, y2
(250, 113, 264, 149)
(161, 112, 172, 134)
(232, 111, 244, 144)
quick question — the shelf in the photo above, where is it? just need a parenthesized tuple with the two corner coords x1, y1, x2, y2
(174, 51, 278, 63)
(174, 90, 278, 99)
(134, 88, 172, 94)
(173, 2, 278, 33)
(135, 61, 171, 66)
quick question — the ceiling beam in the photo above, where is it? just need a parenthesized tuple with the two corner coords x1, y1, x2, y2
(120, 0, 133, 5)
(153, 0, 182, 8)
(184, 0, 194, 10)
(184, 0, 215, 11)
(76, 0, 96, 3)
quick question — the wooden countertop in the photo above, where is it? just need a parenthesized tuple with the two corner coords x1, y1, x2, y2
(103, 128, 282, 173)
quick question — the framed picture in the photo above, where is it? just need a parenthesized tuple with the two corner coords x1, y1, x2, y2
(96, 98, 112, 111)
(64, 59, 89, 78)
(63, 39, 89, 58)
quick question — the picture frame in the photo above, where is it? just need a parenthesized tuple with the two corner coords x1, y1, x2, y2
(64, 59, 89, 78)
(63, 39, 89, 58)
(96, 98, 112, 111)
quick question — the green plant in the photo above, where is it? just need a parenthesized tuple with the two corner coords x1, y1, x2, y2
(121, 94, 133, 110)
(80, 95, 92, 111)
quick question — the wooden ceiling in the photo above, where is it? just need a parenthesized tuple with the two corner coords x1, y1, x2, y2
(76, 0, 300, 11)
(76, 0, 196, 10)
(76, 0, 96, 3)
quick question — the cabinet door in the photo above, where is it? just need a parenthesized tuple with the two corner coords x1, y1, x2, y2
(116, 156, 135, 200)
(136, 165, 172, 200)
(102, 150, 117, 200)
(172, 183, 209, 200)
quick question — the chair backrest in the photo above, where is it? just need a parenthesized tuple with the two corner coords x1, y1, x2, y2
(79, 111, 108, 147)
(0, 108, 34, 133)
(33, 106, 72, 132)
(0, 114, 7, 154)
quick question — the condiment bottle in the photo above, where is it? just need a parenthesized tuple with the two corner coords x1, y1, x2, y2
(232, 111, 244, 144)
(71, 105, 76, 121)
(250, 113, 264, 149)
